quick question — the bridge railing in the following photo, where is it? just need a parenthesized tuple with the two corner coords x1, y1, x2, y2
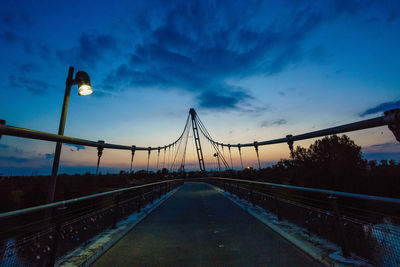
(1, 109, 399, 171)
(204, 109, 400, 148)
(0, 179, 183, 266)
(205, 177, 400, 266)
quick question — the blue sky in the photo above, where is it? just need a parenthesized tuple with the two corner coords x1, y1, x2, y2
(0, 0, 399, 175)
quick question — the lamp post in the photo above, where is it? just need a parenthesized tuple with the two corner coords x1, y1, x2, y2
(46, 66, 92, 204)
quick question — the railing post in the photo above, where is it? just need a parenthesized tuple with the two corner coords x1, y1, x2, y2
(0, 119, 5, 140)
(137, 190, 142, 212)
(96, 140, 104, 176)
(250, 186, 255, 206)
(254, 141, 261, 170)
(385, 109, 400, 142)
(286, 134, 294, 159)
(234, 183, 239, 198)
(272, 187, 281, 221)
(48, 206, 65, 266)
(150, 185, 154, 203)
(130, 145, 136, 174)
(112, 194, 120, 229)
(328, 195, 351, 257)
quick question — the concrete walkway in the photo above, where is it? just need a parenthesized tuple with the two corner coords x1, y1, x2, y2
(93, 182, 321, 266)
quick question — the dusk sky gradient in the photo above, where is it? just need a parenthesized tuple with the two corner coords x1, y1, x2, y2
(0, 0, 400, 175)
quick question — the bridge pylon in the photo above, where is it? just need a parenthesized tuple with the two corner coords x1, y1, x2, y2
(189, 108, 206, 172)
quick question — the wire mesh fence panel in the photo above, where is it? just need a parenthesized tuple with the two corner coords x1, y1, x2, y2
(210, 179, 400, 266)
(0, 181, 182, 267)
(1, 227, 56, 267)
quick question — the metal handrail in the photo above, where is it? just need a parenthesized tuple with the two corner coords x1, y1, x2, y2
(1, 109, 399, 151)
(0, 179, 183, 220)
(2, 176, 400, 221)
(208, 177, 400, 205)
(209, 109, 400, 147)
(0, 119, 188, 151)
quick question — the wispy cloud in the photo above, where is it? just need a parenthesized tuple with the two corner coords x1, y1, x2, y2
(19, 62, 41, 73)
(65, 144, 86, 151)
(260, 119, 288, 128)
(45, 153, 54, 159)
(0, 144, 9, 150)
(57, 31, 118, 69)
(0, 143, 23, 153)
(360, 100, 400, 117)
(0, 7, 33, 28)
(0, 156, 29, 163)
(362, 142, 400, 153)
(8, 75, 51, 95)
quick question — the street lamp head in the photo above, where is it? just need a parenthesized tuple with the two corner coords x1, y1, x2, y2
(75, 71, 92, 96)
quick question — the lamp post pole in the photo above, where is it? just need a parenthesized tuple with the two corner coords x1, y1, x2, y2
(46, 67, 74, 204)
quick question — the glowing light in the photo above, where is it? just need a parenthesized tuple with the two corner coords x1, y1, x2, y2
(75, 70, 92, 96)
(78, 84, 93, 95)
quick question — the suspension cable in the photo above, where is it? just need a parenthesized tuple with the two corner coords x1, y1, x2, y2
(228, 144, 233, 168)
(238, 143, 244, 168)
(156, 147, 161, 170)
(195, 115, 230, 169)
(180, 120, 191, 171)
(169, 114, 190, 171)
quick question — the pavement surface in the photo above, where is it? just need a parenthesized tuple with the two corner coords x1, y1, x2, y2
(93, 182, 321, 267)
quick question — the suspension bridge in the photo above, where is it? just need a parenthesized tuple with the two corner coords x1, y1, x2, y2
(0, 108, 400, 266)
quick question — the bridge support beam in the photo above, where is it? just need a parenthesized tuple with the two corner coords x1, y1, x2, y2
(385, 109, 400, 142)
(190, 108, 206, 172)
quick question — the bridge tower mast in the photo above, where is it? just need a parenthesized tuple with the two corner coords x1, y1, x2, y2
(189, 108, 206, 172)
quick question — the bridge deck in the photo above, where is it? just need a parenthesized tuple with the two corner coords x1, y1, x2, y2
(93, 182, 320, 266)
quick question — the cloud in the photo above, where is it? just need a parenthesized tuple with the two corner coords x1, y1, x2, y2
(57, 31, 118, 69)
(100, 0, 330, 109)
(45, 153, 54, 159)
(0, 144, 9, 149)
(8, 75, 50, 95)
(19, 62, 41, 73)
(360, 100, 400, 117)
(0, 156, 29, 163)
(0, 8, 33, 28)
(91, 90, 114, 98)
(260, 119, 288, 128)
(65, 144, 86, 151)
(197, 88, 252, 110)
(363, 152, 400, 162)
(0, 143, 23, 153)
(362, 142, 400, 153)
(0, 31, 18, 43)
(0, 31, 36, 53)
(86, 0, 397, 112)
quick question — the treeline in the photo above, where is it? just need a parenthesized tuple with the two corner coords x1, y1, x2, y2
(223, 135, 400, 198)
